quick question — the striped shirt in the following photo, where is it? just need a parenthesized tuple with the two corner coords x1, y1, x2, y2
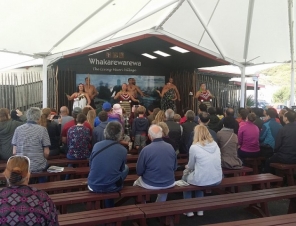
(12, 122, 51, 172)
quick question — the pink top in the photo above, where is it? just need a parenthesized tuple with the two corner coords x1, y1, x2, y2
(238, 121, 260, 152)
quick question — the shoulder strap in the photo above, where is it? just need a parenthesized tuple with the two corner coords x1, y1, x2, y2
(90, 141, 118, 161)
(221, 133, 234, 149)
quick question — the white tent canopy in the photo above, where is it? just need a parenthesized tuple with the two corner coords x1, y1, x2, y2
(0, 0, 294, 106)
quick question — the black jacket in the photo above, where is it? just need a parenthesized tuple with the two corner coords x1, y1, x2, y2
(274, 123, 296, 163)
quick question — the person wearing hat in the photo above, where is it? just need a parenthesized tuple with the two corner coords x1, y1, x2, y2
(0, 155, 58, 225)
(61, 107, 92, 152)
(94, 102, 123, 127)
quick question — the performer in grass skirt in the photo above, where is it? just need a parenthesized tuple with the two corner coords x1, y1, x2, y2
(195, 83, 213, 109)
(114, 83, 139, 115)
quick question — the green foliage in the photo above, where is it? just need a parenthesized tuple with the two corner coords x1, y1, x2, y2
(273, 87, 290, 103)
(246, 95, 255, 107)
(260, 63, 293, 87)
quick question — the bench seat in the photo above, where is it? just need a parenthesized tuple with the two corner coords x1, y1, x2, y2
(58, 205, 145, 226)
(137, 186, 296, 226)
(270, 163, 296, 186)
(51, 190, 119, 213)
(119, 174, 282, 204)
(204, 212, 296, 226)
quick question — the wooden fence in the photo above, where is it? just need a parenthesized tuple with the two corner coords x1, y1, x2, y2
(0, 72, 42, 111)
(171, 71, 240, 114)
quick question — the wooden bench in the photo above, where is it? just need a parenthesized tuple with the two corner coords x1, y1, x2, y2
(270, 163, 296, 186)
(58, 205, 145, 226)
(50, 190, 119, 214)
(32, 178, 88, 193)
(204, 212, 296, 226)
(0, 167, 77, 182)
(137, 186, 296, 226)
(119, 174, 282, 204)
(244, 156, 265, 174)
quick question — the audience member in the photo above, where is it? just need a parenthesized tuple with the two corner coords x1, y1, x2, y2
(0, 108, 24, 160)
(67, 113, 91, 159)
(165, 109, 182, 151)
(88, 121, 128, 207)
(187, 112, 218, 149)
(94, 102, 122, 127)
(216, 107, 224, 120)
(194, 103, 207, 123)
(132, 106, 149, 151)
(39, 108, 61, 156)
(180, 107, 190, 124)
(87, 109, 96, 130)
(134, 125, 177, 202)
(147, 107, 160, 125)
(174, 114, 181, 123)
(251, 107, 264, 130)
(238, 108, 249, 127)
(183, 125, 222, 217)
(10, 109, 24, 122)
(237, 113, 260, 159)
(12, 107, 50, 172)
(207, 107, 220, 132)
(260, 108, 282, 159)
(157, 122, 177, 150)
(152, 110, 165, 124)
(217, 108, 239, 134)
(92, 111, 109, 145)
(278, 109, 288, 126)
(61, 107, 92, 149)
(1, 156, 58, 225)
(217, 117, 242, 169)
(180, 110, 198, 154)
(265, 111, 296, 173)
(58, 106, 73, 130)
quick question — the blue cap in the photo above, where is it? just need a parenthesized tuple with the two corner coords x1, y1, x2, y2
(102, 102, 112, 111)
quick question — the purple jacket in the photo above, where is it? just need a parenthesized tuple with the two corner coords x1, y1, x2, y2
(238, 121, 260, 152)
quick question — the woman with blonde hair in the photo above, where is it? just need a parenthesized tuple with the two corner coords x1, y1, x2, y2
(152, 110, 165, 124)
(40, 108, 61, 156)
(87, 109, 96, 129)
(183, 125, 222, 217)
(0, 155, 58, 225)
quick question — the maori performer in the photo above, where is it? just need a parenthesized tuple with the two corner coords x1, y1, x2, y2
(157, 78, 180, 111)
(66, 83, 91, 110)
(84, 76, 98, 109)
(114, 83, 139, 115)
(195, 83, 213, 109)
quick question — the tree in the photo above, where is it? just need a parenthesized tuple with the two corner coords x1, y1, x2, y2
(273, 87, 291, 103)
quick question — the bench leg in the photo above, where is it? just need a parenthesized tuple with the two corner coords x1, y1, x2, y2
(288, 198, 296, 213)
(287, 169, 295, 186)
(245, 202, 270, 217)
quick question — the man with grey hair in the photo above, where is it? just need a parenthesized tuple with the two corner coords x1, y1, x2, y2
(12, 107, 51, 172)
(88, 121, 128, 208)
(165, 109, 182, 151)
(134, 125, 177, 202)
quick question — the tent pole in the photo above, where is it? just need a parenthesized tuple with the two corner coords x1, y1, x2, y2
(78, 0, 179, 52)
(48, 0, 114, 53)
(240, 66, 246, 107)
(42, 58, 48, 108)
(243, 0, 255, 60)
(187, 0, 225, 59)
(155, 0, 185, 30)
(288, 0, 295, 106)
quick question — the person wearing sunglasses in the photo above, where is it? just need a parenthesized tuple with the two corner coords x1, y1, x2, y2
(0, 155, 59, 225)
